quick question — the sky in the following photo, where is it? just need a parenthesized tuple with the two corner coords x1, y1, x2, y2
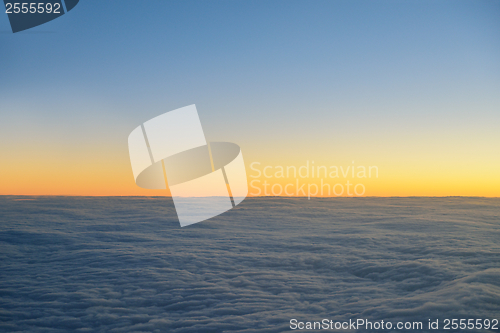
(1, 0, 499, 196)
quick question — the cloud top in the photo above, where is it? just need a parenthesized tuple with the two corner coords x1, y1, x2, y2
(0, 197, 498, 332)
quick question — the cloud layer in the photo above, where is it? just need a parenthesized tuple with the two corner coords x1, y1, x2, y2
(0, 197, 499, 332)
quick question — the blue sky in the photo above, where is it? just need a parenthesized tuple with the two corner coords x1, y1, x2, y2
(1, 0, 499, 195)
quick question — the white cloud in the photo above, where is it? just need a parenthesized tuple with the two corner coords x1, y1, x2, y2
(0, 196, 498, 332)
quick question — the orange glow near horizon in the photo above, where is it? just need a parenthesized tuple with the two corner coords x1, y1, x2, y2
(2, 123, 499, 198)
(1, 151, 499, 197)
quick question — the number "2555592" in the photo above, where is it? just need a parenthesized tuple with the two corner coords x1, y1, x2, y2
(5, 2, 62, 14)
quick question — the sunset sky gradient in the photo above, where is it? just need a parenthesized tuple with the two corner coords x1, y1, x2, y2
(1, 0, 499, 196)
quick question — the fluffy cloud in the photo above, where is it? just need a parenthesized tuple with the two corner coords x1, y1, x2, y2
(0, 197, 499, 332)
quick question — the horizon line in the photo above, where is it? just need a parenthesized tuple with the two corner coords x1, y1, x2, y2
(1, 195, 499, 199)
